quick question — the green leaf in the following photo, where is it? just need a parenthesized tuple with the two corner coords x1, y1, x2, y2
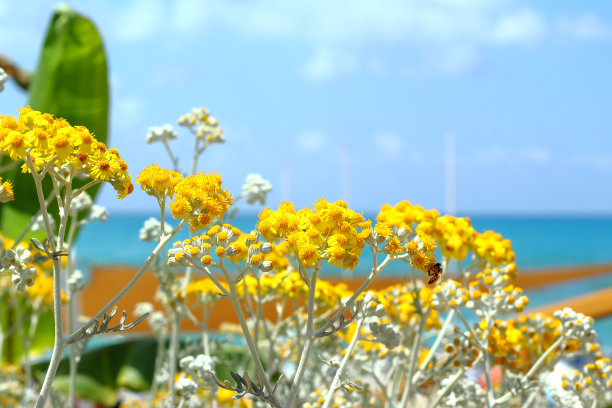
(53, 374, 118, 406)
(0, 4, 109, 240)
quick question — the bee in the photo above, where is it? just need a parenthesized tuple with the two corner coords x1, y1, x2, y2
(426, 262, 442, 285)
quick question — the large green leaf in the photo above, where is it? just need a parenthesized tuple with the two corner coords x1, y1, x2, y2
(0, 4, 109, 240)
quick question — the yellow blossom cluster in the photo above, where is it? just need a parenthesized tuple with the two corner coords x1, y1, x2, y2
(472, 230, 515, 267)
(237, 271, 353, 313)
(171, 173, 232, 231)
(0, 106, 133, 198)
(236, 271, 351, 311)
(483, 314, 592, 374)
(137, 167, 231, 231)
(136, 164, 183, 200)
(377, 201, 439, 230)
(377, 201, 517, 270)
(376, 284, 441, 331)
(257, 200, 370, 269)
(185, 278, 228, 301)
(431, 215, 477, 261)
(26, 270, 67, 306)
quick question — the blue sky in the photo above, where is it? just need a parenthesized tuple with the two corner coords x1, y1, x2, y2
(1, 0, 612, 215)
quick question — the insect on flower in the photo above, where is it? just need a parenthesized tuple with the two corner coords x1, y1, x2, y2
(426, 262, 442, 285)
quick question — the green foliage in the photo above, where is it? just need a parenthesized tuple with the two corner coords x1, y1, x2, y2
(0, 4, 109, 240)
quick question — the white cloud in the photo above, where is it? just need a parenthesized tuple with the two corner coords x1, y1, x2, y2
(374, 133, 404, 158)
(557, 14, 612, 40)
(300, 48, 359, 82)
(115, 96, 145, 126)
(296, 131, 325, 153)
(435, 45, 482, 76)
(114, 0, 164, 41)
(523, 147, 551, 164)
(492, 9, 546, 44)
(571, 152, 612, 171)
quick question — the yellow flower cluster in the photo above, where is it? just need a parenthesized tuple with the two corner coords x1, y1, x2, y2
(171, 173, 232, 231)
(0, 106, 133, 198)
(137, 167, 231, 231)
(377, 201, 516, 269)
(257, 200, 370, 269)
(27, 270, 67, 306)
(185, 278, 228, 301)
(236, 271, 351, 310)
(431, 215, 476, 261)
(472, 230, 515, 267)
(377, 201, 439, 230)
(482, 313, 593, 374)
(377, 284, 441, 331)
(136, 164, 182, 200)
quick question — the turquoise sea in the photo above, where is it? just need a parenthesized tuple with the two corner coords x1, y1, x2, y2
(75, 213, 612, 346)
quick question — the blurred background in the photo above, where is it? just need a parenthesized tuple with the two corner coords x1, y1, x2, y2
(1, 1, 612, 310)
(1, 0, 611, 216)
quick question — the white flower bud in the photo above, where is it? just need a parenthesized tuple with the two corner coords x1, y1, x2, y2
(241, 174, 272, 206)
(146, 124, 178, 144)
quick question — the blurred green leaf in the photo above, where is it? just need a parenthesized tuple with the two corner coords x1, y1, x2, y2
(116, 339, 157, 391)
(53, 374, 118, 406)
(0, 3, 109, 240)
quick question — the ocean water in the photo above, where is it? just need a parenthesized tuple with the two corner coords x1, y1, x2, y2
(74, 213, 612, 346)
(75, 213, 612, 270)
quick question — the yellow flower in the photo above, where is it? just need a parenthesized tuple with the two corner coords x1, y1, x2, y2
(136, 164, 183, 199)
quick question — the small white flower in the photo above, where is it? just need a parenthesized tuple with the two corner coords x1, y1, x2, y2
(369, 322, 400, 349)
(146, 124, 178, 144)
(139, 217, 172, 242)
(12, 266, 36, 291)
(176, 377, 197, 395)
(70, 192, 93, 214)
(0, 68, 7, 92)
(67, 269, 84, 292)
(31, 214, 56, 233)
(241, 174, 272, 206)
(3, 246, 32, 269)
(134, 302, 154, 316)
(90, 205, 109, 222)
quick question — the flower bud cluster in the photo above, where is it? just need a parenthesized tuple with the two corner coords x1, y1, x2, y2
(70, 192, 93, 214)
(554, 308, 597, 342)
(368, 321, 400, 349)
(444, 334, 480, 369)
(241, 173, 272, 206)
(134, 302, 166, 334)
(432, 280, 468, 311)
(377, 283, 441, 330)
(177, 107, 224, 145)
(180, 354, 215, 378)
(1, 246, 36, 291)
(139, 217, 173, 242)
(437, 377, 486, 407)
(31, 214, 56, 233)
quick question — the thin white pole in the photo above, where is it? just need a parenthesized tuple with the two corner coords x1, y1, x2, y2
(445, 130, 456, 216)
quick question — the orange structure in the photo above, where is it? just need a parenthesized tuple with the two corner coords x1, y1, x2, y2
(79, 263, 612, 333)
